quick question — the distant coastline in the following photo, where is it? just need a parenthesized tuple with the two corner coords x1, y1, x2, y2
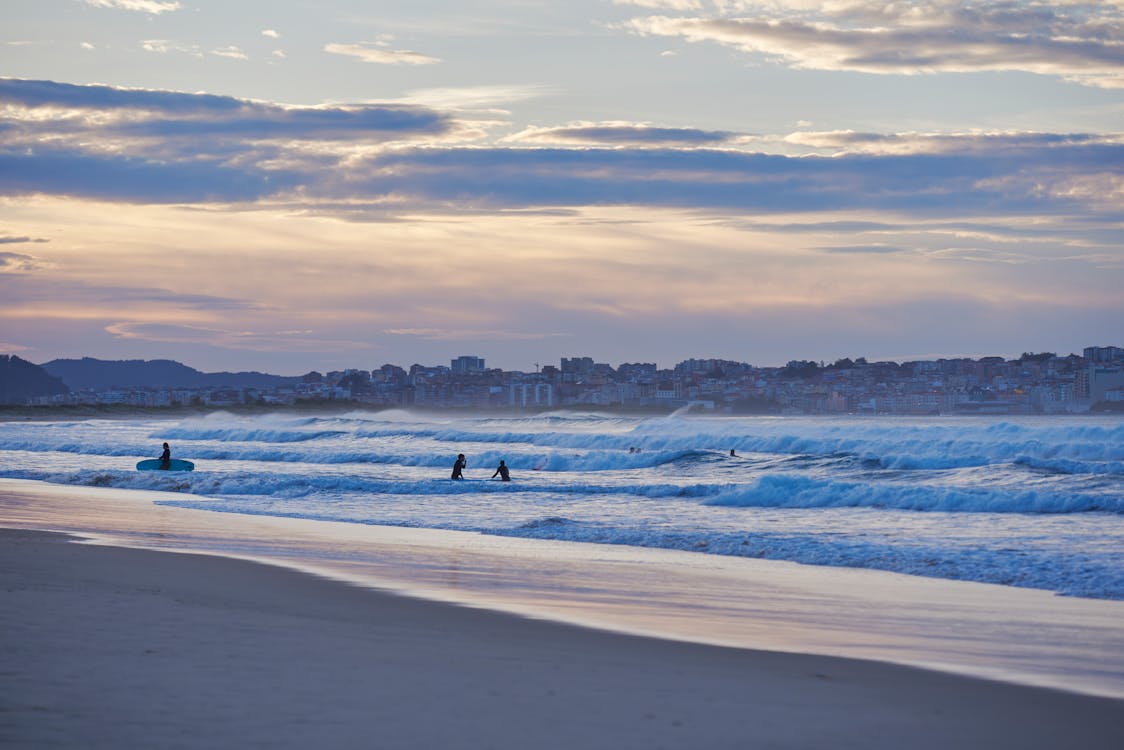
(4, 348, 1123, 417)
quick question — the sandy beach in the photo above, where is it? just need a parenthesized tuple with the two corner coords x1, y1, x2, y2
(3, 484, 1124, 749)
(3, 528, 1123, 750)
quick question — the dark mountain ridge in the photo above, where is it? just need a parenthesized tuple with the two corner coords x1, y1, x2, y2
(0, 355, 70, 404)
(41, 357, 300, 392)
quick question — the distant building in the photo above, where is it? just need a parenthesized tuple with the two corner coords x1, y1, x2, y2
(451, 356, 486, 375)
(561, 356, 595, 380)
(1084, 346, 1123, 364)
(1089, 366, 1124, 403)
(510, 382, 554, 408)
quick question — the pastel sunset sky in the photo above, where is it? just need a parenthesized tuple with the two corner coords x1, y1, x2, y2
(2, 0, 1122, 373)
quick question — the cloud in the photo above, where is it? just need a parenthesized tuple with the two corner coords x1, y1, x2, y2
(0, 236, 49, 244)
(2, 276, 263, 311)
(329, 141, 1124, 218)
(262, 29, 280, 39)
(817, 244, 908, 254)
(783, 129, 1124, 156)
(142, 39, 203, 57)
(104, 322, 370, 352)
(211, 46, 248, 61)
(0, 78, 455, 202)
(0, 251, 51, 273)
(2, 78, 1122, 225)
(142, 41, 250, 61)
(504, 122, 740, 146)
(398, 84, 549, 110)
(384, 328, 570, 342)
(614, 1, 701, 9)
(0, 149, 299, 203)
(83, 0, 180, 14)
(622, 1, 1124, 88)
(324, 42, 440, 65)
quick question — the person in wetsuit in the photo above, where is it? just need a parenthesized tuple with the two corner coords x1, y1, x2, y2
(492, 460, 510, 481)
(159, 442, 171, 470)
(451, 453, 467, 479)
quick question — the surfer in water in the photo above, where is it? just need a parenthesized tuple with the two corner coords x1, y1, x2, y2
(451, 453, 467, 480)
(159, 442, 171, 470)
(492, 460, 510, 481)
(730, 448, 737, 457)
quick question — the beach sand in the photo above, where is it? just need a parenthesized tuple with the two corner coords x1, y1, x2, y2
(3, 525, 1123, 749)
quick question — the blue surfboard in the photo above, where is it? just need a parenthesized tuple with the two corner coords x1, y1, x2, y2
(136, 458, 195, 472)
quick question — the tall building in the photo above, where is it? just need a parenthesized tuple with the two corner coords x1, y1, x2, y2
(1084, 346, 1123, 364)
(560, 356, 595, 379)
(451, 356, 486, 375)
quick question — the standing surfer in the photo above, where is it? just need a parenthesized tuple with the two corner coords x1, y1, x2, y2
(451, 453, 467, 479)
(491, 460, 510, 481)
(159, 442, 171, 470)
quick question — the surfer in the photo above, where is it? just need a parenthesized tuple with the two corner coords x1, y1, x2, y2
(451, 453, 466, 480)
(159, 442, 171, 470)
(730, 448, 737, 457)
(492, 460, 510, 481)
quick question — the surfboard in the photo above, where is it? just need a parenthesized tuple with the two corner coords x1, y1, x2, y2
(136, 458, 195, 472)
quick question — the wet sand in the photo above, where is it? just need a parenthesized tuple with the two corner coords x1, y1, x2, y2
(3, 525, 1123, 749)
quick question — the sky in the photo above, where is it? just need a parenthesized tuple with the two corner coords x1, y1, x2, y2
(1, 0, 1122, 374)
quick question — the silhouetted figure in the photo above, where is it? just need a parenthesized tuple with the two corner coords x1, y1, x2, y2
(451, 453, 466, 480)
(492, 460, 510, 481)
(159, 442, 171, 470)
(730, 449, 737, 457)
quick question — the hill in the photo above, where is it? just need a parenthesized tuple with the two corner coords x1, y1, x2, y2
(0, 355, 70, 404)
(41, 358, 299, 392)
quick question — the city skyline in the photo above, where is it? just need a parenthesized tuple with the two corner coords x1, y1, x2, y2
(2, 1, 1123, 374)
(22, 342, 1124, 377)
(15, 345, 1123, 415)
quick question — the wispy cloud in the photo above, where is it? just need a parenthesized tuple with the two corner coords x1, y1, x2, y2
(384, 328, 569, 342)
(504, 122, 739, 146)
(0, 236, 49, 245)
(211, 46, 248, 61)
(104, 322, 371, 352)
(142, 39, 203, 57)
(83, 0, 180, 15)
(325, 42, 440, 65)
(261, 29, 280, 39)
(783, 130, 1124, 156)
(622, 1, 1124, 88)
(817, 244, 908, 255)
(3, 277, 262, 311)
(398, 84, 549, 110)
(0, 251, 51, 273)
(142, 40, 250, 61)
(615, 0, 702, 8)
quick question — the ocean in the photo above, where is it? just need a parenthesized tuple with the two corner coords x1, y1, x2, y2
(1, 411, 1121, 601)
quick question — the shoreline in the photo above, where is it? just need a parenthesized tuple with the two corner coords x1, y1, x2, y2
(3, 478, 1124, 702)
(4, 526, 1123, 749)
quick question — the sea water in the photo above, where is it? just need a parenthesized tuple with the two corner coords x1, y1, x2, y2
(1, 411, 1121, 600)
